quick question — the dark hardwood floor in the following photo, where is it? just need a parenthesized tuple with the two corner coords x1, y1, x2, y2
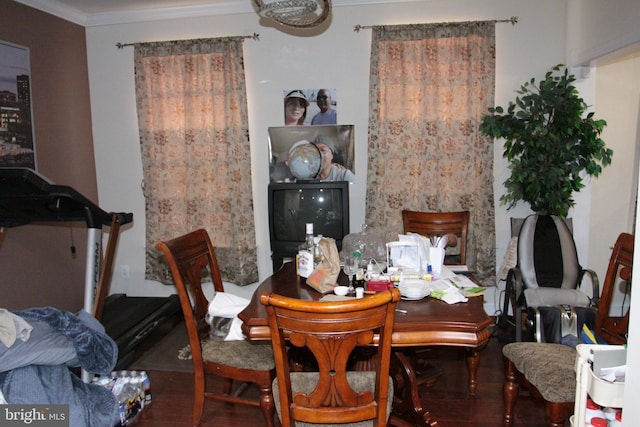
(131, 322, 557, 427)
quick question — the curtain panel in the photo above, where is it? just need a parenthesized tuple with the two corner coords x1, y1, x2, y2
(365, 21, 497, 286)
(134, 37, 258, 286)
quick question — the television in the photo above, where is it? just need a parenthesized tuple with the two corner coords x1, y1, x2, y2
(268, 181, 350, 270)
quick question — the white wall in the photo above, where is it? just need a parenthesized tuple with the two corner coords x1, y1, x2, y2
(566, 0, 640, 68)
(86, 0, 569, 315)
(590, 49, 640, 309)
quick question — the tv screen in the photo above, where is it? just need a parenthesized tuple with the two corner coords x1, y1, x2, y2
(268, 181, 350, 267)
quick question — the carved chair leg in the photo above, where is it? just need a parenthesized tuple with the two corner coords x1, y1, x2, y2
(192, 370, 206, 426)
(503, 359, 519, 427)
(257, 380, 275, 427)
(545, 401, 574, 427)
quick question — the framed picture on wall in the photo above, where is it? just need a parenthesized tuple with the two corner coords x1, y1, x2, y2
(0, 40, 36, 169)
(283, 88, 337, 126)
(268, 124, 355, 183)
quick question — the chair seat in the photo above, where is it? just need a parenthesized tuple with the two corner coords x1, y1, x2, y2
(524, 288, 591, 307)
(202, 338, 275, 371)
(502, 342, 576, 402)
(272, 371, 394, 427)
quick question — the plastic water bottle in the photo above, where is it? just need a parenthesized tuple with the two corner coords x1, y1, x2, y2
(608, 410, 622, 427)
(586, 398, 606, 424)
(140, 371, 152, 405)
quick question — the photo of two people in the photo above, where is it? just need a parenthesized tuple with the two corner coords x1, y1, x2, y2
(283, 88, 337, 127)
(268, 124, 355, 183)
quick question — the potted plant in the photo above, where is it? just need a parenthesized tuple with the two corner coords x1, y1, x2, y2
(479, 64, 613, 218)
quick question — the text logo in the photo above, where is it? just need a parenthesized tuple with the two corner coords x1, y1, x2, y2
(1, 405, 69, 426)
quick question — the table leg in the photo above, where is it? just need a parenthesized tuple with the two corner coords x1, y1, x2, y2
(391, 351, 438, 427)
(406, 348, 443, 388)
(466, 348, 480, 395)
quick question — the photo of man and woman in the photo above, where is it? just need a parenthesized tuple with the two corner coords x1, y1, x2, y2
(268, 124, 355, 183)
(283, 88, 337, 126)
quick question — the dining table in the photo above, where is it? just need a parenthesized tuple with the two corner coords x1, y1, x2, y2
(238, 261, 493, 426)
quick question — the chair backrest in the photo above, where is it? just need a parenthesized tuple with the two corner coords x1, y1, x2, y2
(401, 210, 469, 265)
(516, 214, 581, 290)
(260, 288, 401, 426)
(595, 232, 634, 345)
(155, 229, 226, 366)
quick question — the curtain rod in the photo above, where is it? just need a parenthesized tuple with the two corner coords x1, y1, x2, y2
(116, 33, 260, 49)
(353, 16, 518, 32)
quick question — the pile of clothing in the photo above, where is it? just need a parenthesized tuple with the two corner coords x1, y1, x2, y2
(0, 307, 119, 427)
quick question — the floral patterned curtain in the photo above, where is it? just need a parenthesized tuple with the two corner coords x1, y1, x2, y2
(134, 37, 258, 286)
(365, 21, 496, 286)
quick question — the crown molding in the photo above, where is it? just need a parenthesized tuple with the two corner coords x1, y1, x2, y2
(14, 0, 421, 27)
(85, 1, 253, 27)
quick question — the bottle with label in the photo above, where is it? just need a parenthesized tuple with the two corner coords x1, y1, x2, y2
(297, 223, 315, 278)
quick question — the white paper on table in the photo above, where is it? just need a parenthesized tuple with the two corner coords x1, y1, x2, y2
(428, 279, 468, 304)
(447, 274, 478, 289)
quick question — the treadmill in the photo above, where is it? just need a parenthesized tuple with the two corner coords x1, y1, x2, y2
(0, 167, 181, 370)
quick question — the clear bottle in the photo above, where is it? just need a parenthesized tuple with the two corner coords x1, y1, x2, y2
(140, 371, 151, 405)
(297, 223, 315, 278)
(609, 410, 622, 427)
(586, 398, 606, 424)
(602, 407, 619, 423)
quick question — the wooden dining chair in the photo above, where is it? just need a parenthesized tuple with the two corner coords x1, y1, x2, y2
(401, 210, 471, 390)
(401, 210, 470, 265)
(260, 288, 402, 427)
(156, 229, 276, 427)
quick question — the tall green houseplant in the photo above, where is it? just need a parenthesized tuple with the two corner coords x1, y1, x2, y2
(480, 64, 613, 218)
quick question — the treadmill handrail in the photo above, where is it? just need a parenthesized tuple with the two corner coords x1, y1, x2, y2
(0, 168, 133, 228)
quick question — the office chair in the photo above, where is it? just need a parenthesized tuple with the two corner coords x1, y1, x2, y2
(156, 229, 276, 427)
(502, 232, 633, 427)
(503, 214, 599, 342)
(260, 288, 404, 427)
(401, 210, 469, 265)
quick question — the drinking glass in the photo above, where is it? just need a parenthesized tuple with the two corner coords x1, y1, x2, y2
(343, 255, 359, 293)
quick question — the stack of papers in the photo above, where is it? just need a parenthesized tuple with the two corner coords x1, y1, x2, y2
(446, 274, 486, 297)
(427, 267, 486, 303)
